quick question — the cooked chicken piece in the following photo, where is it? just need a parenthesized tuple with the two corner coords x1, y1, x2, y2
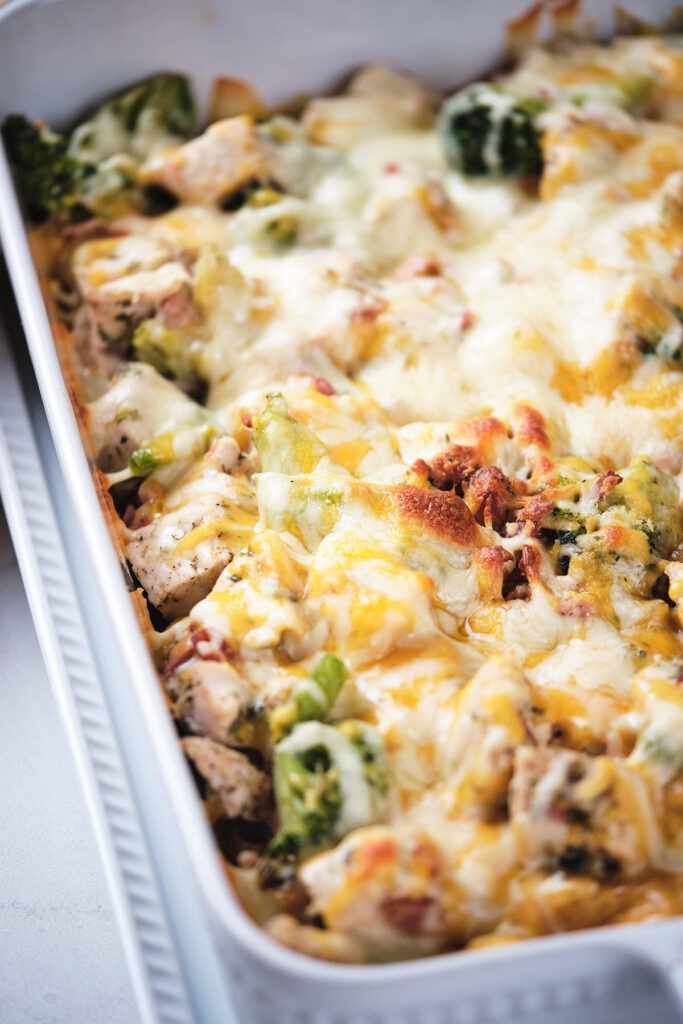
(87, 362, 210, 471)
(141, 116, 268, 205)
(72, 234, 174, 292)
(302, 66, 436, 150)
(169, 660, 253, 744)
(509, 747, 659, 878)
(206, 435, 241, 474)
(126, 478, 257, 620)
(72, 234, 192, 360)
(181, 736, 270, 820)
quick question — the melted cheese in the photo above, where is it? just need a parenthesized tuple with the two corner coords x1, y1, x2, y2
(44, 31, 683, 964)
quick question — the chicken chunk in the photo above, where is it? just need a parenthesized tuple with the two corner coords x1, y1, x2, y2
(87, 362, 210, 471)
(169, 660, 253, 744)
(302, 66, 436, 150)
(72, 234, 192, 359)
(126, 475, 257, 620)
(141, 116, 268, 205)
(181, 736, 270, 820)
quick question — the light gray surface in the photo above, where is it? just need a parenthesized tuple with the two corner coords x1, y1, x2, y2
(0, 505, 139, 1024)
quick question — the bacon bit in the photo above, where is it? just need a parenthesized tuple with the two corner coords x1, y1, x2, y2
(122, 503, 136, 528)
(384, 162, 400, 174)
(394, 255, 443, 281)
(520, 544, 542, 584)
(394, 485, 478, 546)
(513, 404, 550, 450)
(458, 309, 474, 331)
(158, 285, 196, 328)
(595, 470, 622, 501)
(467, 466, 514, 532)
(413, 443, 479, 491)
(351, 293, 386, 323)
(165, 626, 240, 675)
(241, 412, 253, 428)
(517, 494, 555, 536)
(313, 376, 335, 396)
(380, 896, 440, 937)
(557, 595, 594, 618)
(476, 545, 515, 600)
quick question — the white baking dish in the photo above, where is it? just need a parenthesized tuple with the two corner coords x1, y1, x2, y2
(3, 0, 683, 1020)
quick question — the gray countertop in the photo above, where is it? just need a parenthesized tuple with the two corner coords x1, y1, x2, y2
(0, 505, 139, 1024)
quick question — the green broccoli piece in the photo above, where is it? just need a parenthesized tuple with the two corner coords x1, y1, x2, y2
(2, 115, 86, 221)
(128, 444, 164, 476)
(127, 422, 215, 478)
(268, 742, 343, 859)
(265, 719, 388, 871)
(605, 456, 681, 557)
(131, 318, 201, 387)
(69, 73, 196, 164)
(269, 654, 348, 742)
(439, 84, 544, 178)
(253, 394, 329, 474)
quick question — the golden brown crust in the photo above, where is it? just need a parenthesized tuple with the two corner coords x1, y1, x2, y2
(91, 466, 128, 563)
(394, 484, 478, 546)
(512, 404, 551, 450)
(466, 466, 514, 532)
(52, 322, 94, 458)
(476, 545, 515, 600)
(412, 443, 479, 490)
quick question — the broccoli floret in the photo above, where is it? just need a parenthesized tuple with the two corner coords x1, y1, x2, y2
(269, 654, 348, 742)
(2, 115, 86, 221)
(265, 719, 388, 870)
(131, 318, 203, 393)
(253, 394, 329, 474)
(439, 84, 544, 178)
(69, 73, 196, 164)
(127, 422, 215, 478)
(605, 456, 681, 557)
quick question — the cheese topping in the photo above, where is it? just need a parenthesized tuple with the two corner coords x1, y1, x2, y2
(24, 32, 683, 964)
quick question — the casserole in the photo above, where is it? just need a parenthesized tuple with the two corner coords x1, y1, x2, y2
(3, 0, 683, 1019)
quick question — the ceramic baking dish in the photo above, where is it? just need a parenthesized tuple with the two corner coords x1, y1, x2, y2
(3, 0, 683, 1020)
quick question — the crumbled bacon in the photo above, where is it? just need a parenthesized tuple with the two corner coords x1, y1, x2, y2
(380, 896, 441, 937)
(466, 466, 514, 532)
(458, 309, 474, 331)
(123, 504, 137, 528)
(165, 626, 240, 675)
(158, 285, 196, 328)
(313, 376, 335, 396)
(517, 494, 555, 536)
(557, 594, 594, 618)
(412, 443, 479, 491)
(241, 412, 253, 428)
(394, 255, 443, 280)
(351, 293, 386, 323)
(595, 470, 622, 501)
(476, 545, 515, 599)
(520, 544, 542, 584)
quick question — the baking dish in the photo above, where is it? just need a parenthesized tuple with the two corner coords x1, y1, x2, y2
(3, 0, 683, 1019)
